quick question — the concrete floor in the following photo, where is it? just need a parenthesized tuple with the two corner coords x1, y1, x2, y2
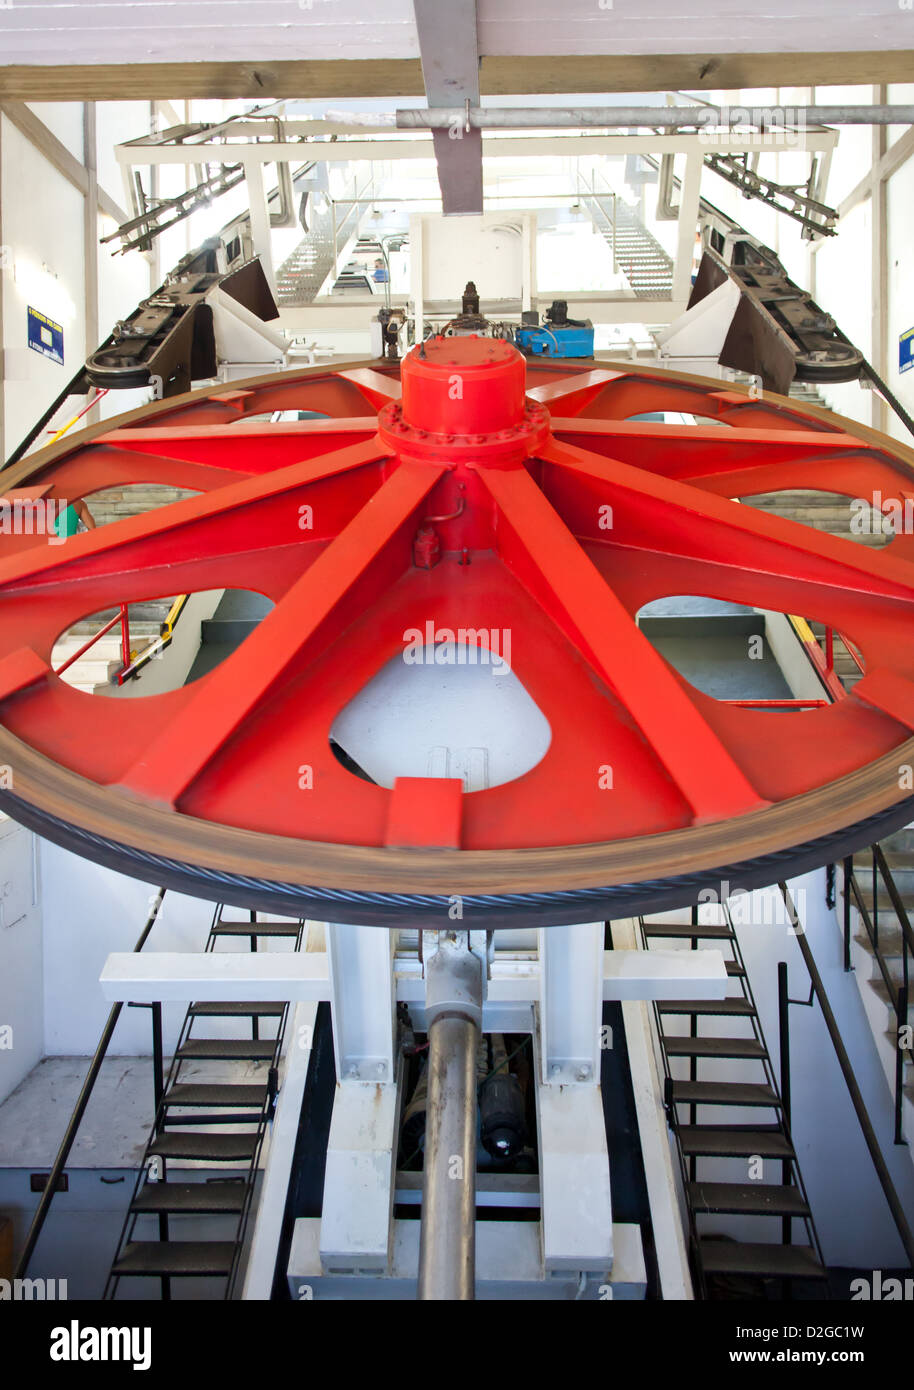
(0, 1054, 264, 1168)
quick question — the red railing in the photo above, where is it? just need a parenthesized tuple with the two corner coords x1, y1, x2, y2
(788, 615, 863, 702)
(54, 604, 131, 681)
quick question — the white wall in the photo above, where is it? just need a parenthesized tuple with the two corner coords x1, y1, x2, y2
(1, 101, 154, 457)
(813, 198, 873, 427)
(40, 847, 212, 1056)
(0, 819, 43, 1105)
(1, 113, 87, 454)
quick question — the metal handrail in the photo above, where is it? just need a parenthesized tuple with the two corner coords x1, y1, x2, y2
(787, 613, 861, 701)
(843, 849, 914, 1144)
(54, 608, 128, 678)
(14, 889, 166, 1279)
(779, 882, 914, 1264)
(637, 904, 825, 1297)
(103, 905, 305, 1301)
(117, 592, 190, 684)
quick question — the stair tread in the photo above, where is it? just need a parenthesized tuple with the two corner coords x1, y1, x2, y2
(177, 1039, 276, 1061)
(147, 1131, 259, 1161)
(678, 1125, 794, 1158)
(213, 921, 301, 937)
(689, 1182, 810, 1217)
(131, 1182, 245, 1214)
(113, 1241, 235, 1277)
(643, 922, 733, 939)
(659, 997, 756, 1016)
(699, 1238, 825, 1280)
(670, 1080, 780, 1107)
(664, 1036, 767, 1059)
(163, 1083, 268, 1107)
(189, 1001, 285, 1016)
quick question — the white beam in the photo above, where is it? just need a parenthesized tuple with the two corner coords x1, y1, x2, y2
(99, 950, 329, 1001)
(101, 946, 726, 1004)
(116, 131, 838, 167)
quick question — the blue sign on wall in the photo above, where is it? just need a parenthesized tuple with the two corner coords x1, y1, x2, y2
(27, 306, 64, 366)
(901, 326, 914, 375)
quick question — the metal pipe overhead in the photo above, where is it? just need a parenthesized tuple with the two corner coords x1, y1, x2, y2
(397, 105, 914, 130)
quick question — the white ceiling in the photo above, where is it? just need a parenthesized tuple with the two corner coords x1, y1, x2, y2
(0, 0, 909, 68)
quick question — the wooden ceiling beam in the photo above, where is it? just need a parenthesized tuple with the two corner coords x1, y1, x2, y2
(1, 51, 912, 103)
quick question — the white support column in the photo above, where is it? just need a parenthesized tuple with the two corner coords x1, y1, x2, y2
(319, 922, 400, 1272)
(538, 921, 603, 1086)
(536, 921, 612, 1275)
(521, 212, 536, 314)
(319, 1058, 403, 1272)
(325, 922, 396, 1084)
(412, 213, 425, 344)
(672, 150, 704, 304)
(244, 156, 275, 292)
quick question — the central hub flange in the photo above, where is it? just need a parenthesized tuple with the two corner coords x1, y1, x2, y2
(378, 335, 550, 466)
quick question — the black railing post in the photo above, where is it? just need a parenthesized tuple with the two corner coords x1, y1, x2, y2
(825, 863, 836, 911)
(777, 961, 792, 1246)
(151, 1002, 165, 1116)
(843, 856, 854, 972)
(897, 980, 909, 1147)
(872, 847, 879, 949)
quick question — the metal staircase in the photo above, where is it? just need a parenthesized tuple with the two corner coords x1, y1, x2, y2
(639, 905, 828, 1297)
(105, 905, 305, 1300)
(274, 167, 376, 306)
(579, 173, 674, 300)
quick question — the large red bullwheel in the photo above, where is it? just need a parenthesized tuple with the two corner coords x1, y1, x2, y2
(2, 339, 914, 927)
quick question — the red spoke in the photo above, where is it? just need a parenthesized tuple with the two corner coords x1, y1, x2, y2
(96, 417, 378, 473)
(336, 368, 403, 409)
(549, 416, 881, 472)
(540, 437, 914, 610)
(526, 369, 625, 416)
(117, 459, 446, 806)
(476, 462, 766, 822)
(145, 372, 385, 426)
(0, 438, 391, 596)
(549, 372, 842, 433)
(548, 416, 914, 502)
